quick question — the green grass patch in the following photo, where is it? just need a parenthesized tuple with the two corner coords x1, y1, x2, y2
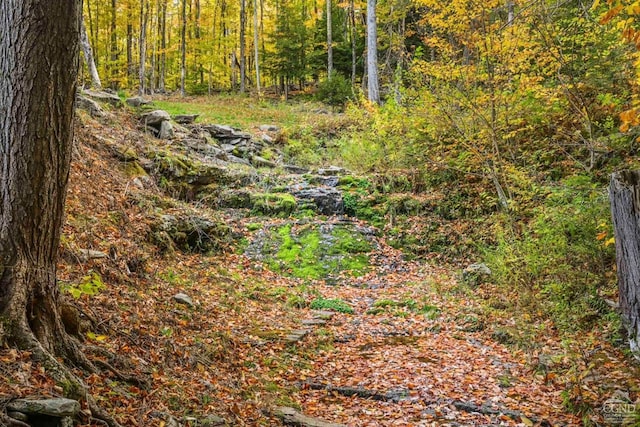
(310, 297, 354, 314)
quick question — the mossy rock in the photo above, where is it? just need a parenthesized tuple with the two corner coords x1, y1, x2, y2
(245, 222, 373, 280)
(122, 161, 147, 177)
(150, 213, 233, 254)
(251, 193, 297, 216)
(217, 190, 254, 209)
(147, 150, 195, 179)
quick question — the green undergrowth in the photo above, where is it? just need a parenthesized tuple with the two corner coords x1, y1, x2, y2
(310, 297, 354, 314)
(366, 298, 440, 319)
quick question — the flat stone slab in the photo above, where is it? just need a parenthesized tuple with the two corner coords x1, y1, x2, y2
(286, 329, 311, 343)
(173, 293, 194, 307)
(8, 398, 81, 418)
(275, 406, 346, 427)
(311, 310, 335, 320)
(302, 319, 327, 326)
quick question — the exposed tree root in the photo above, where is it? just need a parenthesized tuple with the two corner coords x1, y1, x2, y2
(301, 382, 407, 402)
(6, 324, 123, 427)
(300, 382, 546, 424)
(91, 358, 149, 388)
(0, 413, 31, 427)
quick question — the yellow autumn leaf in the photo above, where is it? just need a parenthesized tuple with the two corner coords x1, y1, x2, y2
(605, 237, 616, 246)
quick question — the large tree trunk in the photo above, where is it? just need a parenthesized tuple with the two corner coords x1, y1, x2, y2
(366, 0, 379, 104)
(80, 17, 102, 89)
(610, 170, 640, 359)
(181, 0, 187, 96)
(0, 0, 79, 360)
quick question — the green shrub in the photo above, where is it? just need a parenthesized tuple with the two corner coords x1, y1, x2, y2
(484, 175, 616, 332)
(316, 72, 353, 109)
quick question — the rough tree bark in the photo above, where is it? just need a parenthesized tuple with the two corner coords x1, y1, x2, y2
(80, 17, 102, 89)
(0, 0, 79, 361)
(610, 170, 640, 359)
(366, 0, 379, 104)
(0, 3, 123, 425)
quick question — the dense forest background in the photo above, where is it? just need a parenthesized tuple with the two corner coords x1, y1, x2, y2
(79, 0, 640, 351)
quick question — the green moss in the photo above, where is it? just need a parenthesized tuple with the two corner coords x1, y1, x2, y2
(252, 193, 297, 216)
(258, 224, 372, 280)
(247, 223, 262, 231)
(122, 161, 147, 177)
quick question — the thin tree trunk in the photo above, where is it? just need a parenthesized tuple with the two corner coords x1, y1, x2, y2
(350, 0, 356, 85)
(80, 17, 102, 89)
(110, 0, 118, 88)
(253, 0, 261, 95)
(139, 0, 149, 95)
(127, 9, 134, 87)
(327, 0, 333, 76)
(610, 170, 640, 359)
(366, 0, 379, 103)
(181, 0, 187, 96)
(159, 0, 167, 92)
(240, 0, 247, 93)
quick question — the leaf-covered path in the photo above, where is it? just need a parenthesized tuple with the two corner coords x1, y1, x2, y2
(226, 214, 582, 426)
(2, 103, 635, 427)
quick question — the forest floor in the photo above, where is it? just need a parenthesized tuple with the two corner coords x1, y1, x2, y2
(1, 96, 638, 427)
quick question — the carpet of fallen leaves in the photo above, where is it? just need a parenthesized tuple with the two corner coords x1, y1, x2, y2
(1, 110, 639, 427)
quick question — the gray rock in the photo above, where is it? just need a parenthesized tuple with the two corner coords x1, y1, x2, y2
(307, 175, 339, 187)
(462, 263, 492, 286)
(261, 133, 274, 143)
(8, 398, 81, 418)
(141, 110, 171, 126)
(284, 164, 310, 174)
(158, 121, 174, 139)
(126, 96, 151, 107)
(290, 187, 344, 215)
(225, 154, 252, 166)
(82, 89, 122, 107)
(275, 406, 346, 427)
(250, 155, 276, 168)
(317, 166, 348, 176)
(152, 213, 231, 253)
(173, 293, 194, 307)
(203, 124, 251, 142)
(78, 249, 109, 260)
(200, 415, 226, 426)
(76, 95, 105, 117)
(302, 318, 327, 326)
(259, 124, 280, 132)
(173, 114, 200, 124)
